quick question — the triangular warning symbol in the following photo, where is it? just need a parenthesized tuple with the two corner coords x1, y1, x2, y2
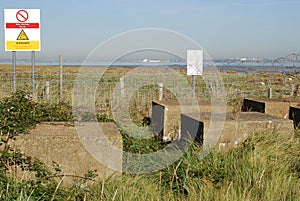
(17, 30, 29, 40)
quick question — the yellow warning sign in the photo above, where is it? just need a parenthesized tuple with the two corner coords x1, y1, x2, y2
(6, 41, 40, 51)
(17, 30, 29, 40)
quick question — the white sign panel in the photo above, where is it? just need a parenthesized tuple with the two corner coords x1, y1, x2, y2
(4, 9, 40, 51)
(187, 50, 203, 75)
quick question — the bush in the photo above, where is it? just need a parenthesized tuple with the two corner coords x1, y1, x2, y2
(0, 91, 74, 137)
(0, 91, 39, 136)
(0, 91, 91, 200)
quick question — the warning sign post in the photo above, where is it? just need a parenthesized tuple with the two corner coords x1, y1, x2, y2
(4, 9, 40, 51)
(4, 9, 41, 96)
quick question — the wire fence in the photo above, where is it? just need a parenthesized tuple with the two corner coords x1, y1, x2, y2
(1, 64, 300, 121)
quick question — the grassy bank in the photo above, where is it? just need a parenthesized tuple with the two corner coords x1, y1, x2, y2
(1, 128, 298, 200)
(81, 128, 299, 201)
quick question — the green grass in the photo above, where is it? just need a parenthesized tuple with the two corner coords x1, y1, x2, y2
(83, 129, 299, 201)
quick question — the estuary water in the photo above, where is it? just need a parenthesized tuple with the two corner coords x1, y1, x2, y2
(1, 59, 300, 74)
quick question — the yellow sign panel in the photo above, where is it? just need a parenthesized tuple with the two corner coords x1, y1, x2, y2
(17, 30, 29, 40)
(6, 41, 40, 51)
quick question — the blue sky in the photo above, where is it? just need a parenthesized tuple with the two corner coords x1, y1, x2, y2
(0, 0, 300, 61)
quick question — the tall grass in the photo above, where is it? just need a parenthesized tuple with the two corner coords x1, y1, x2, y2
(86, 129, 299, 201)
(2, 126, 298, 200)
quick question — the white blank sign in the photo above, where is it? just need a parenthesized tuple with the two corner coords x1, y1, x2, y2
(187, 50, 203, 75)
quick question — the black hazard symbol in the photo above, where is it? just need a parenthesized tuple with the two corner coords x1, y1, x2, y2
(17, 30, 29, 40)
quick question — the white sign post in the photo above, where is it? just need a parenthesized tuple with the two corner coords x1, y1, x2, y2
(4, 9, 41, 96)
(187, 50, 203, 96)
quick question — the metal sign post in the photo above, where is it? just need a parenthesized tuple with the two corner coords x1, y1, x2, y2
(59, 54, 63, 100)
(31, 51, 35, 97)
(192, 75, 196, 97)
(12, 51, 16, 93)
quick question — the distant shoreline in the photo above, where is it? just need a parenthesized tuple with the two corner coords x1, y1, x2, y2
(0, 62, 300, 73)
(1, 60, 300, 68)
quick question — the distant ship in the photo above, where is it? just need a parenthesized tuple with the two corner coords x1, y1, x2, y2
(142, 59, 161, 63)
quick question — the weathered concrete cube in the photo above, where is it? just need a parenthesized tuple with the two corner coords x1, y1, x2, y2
(242, 98, 300, 118)
(151, 100, 228, 141)
(181, 112, 294, 151)
(289, 106, 300, 128)
(9, 122, 122, 185)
